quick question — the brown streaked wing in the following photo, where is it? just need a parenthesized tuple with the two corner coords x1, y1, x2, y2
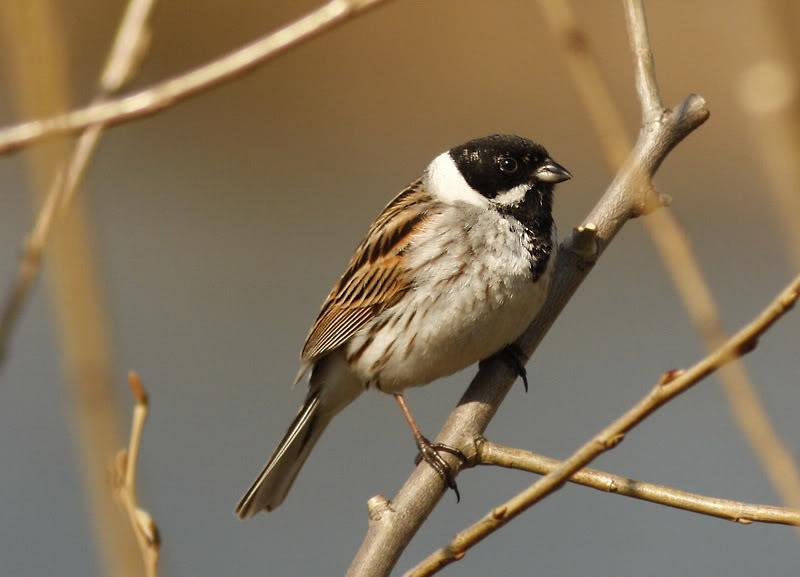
(300, 179, 438, 364)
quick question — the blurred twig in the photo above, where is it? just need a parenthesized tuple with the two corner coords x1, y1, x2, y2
(406, 273, 800, 576)
(539, 0, 800, 515)
(0, 0, 153, 367)
(737, 1, 800, 269)
(0, 0, 394, 155)
(0, 1, 157, 575)
(346, 1, 709, 574)
(113, 373, 161, 577)
(477, 440, 800, 527)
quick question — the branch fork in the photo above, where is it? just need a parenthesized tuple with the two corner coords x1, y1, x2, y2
(347, 1, 711, 575)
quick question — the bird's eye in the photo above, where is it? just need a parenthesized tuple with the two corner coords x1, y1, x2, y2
(498, 157, 518, 174)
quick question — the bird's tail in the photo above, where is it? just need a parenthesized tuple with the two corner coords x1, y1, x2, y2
(236, 391, 330, 518)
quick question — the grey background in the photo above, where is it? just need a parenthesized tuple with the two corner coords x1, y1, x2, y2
(1, 1, 799, 576)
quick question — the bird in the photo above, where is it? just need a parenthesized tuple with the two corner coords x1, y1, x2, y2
(236, 134, 571, 518)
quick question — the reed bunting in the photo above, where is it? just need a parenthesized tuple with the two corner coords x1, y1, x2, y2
(236, 134, 571, 517)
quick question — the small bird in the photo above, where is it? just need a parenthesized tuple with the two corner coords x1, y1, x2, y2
(236, 134, 570, 517)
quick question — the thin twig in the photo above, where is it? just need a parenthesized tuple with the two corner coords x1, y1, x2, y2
(540, 0, 800, 517)
(477, 440, 800, 527)
(406, 273, 800, 577)
(113, 372, 161, 577)
(0, 2, 158, 576)
(0, 0, 156, 366)
(624, 0, 662, 121)
(345, 2, 709, 575)
(738, 58, 800, 268)
(0, 0, 393, 156)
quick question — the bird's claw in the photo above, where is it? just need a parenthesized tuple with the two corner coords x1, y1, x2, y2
(481, 344, 529, 392)
(413, 437, 466, 502)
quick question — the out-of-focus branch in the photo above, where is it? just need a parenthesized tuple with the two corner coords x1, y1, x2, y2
(739, 46, 800, 267)
(0, 0, 394, 156)
(113, 373, 161, 577)
(0, 2, 156, 576)
(346, 1, 709, 575)
(477, 440, 800, 527)
(407, 273, 800, 577)
(0, 0, 156, 366)
(539, 0, 800, 515)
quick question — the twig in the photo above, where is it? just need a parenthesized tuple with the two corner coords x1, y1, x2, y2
(0, 2, 157, 576)
(113, 372, 161, 577)
(476, 440, 800, 527)
(0, 0, 156, 367)
(0, 0, 393, 156)
(540, 0, 800, 516)
(624, 0, 662, 122)
(738, 58, 800, 268)
(406, 273, 800, 577)
(345, 2, 709, 575)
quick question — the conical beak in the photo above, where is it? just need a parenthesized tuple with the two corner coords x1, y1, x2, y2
(536, 160, 572, 184)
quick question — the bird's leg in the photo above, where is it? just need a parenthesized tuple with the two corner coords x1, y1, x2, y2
(481, 343, 529, 392)
(393, 393, 466, 502)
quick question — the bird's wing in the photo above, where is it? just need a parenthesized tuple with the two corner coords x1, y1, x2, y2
(299, 179, 437, 370)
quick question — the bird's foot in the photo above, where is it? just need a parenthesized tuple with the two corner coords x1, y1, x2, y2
(482, 344, 529, 392)
(413, 436, 466, 502)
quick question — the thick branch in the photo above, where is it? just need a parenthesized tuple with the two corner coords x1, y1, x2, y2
(345, 4, 709, 576)
(0, 0, 392, 155)
(407, 273, 800, 576)
(477, 440, 800, 527)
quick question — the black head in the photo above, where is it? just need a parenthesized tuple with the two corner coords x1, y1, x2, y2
(448, 134, 571, 200)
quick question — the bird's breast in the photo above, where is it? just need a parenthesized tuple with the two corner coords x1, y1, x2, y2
(345, 208, 555, 392)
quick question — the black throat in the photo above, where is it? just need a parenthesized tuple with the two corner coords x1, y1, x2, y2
(496, 186, 554, 281)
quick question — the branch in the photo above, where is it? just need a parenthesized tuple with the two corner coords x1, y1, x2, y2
(0, 0, 393, 156)
(345, 2, 709, 575)
(113, 373, 161, 577)
(477, 440, 800, 527)
(540, 0, 800, 515)
(625, 0, 662, 120)
(0, 2, 158, 576)
(0, 0, 157, 366)
(406, 273, 800, 577)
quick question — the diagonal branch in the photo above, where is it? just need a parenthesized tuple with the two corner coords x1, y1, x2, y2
(0, 0, 394, 156)
(476, 440, 800, 527)
(345, 1, 709, 575)
(406, 273, 800, 577)
(539, 0, 800, 517)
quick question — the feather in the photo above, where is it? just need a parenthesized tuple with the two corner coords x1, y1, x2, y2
(300, 179, 439, 364)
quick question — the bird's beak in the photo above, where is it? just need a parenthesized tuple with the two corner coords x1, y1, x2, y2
(536, 160, 572, 184)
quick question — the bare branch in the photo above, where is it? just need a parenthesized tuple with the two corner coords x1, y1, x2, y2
(624, 0, 662, 120)
(406, 273, 800, 577)
(739, 58, 800, 268)
(0, 0, 393, 156)
(0, 0, 157, 366)
(0, 2, 159, 576)
(345, 2, 709, 575)
(113, 372, 161, 577)
(541, 0, 800, 517)
(477, 440, 800, 527)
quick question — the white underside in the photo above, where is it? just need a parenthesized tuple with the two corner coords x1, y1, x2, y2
(343, 206, 556, 393)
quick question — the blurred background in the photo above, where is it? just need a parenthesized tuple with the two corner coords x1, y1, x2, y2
(1, 0, 799, 575)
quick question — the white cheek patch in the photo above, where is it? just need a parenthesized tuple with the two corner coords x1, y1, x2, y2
(424, 152, 489, 208)
(492, 184, 530, 207)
